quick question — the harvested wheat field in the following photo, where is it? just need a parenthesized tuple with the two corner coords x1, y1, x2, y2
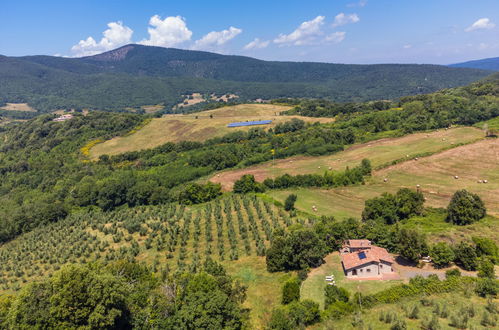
(0, 103, 36, 112)
(272, 137, 499, 220)
(210, 126, 484, 190)
(90, 104, 333, 159)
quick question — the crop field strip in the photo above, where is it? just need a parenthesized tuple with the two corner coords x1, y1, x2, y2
(89, 103, 335, 158)
(0, 195, 296, 293)
(209, 126, 484, 190)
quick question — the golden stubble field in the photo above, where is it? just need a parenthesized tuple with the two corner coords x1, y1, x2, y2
(90, 103, 334, 159)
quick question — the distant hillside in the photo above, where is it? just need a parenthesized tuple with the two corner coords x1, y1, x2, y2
(450, 56, 499, 71)
(0, 44, 492, 112)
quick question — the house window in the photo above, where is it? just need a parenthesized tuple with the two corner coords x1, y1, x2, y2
(380, 264, 383, 268)
(367, 269, 371, 273)
(360, 269, 363, 272)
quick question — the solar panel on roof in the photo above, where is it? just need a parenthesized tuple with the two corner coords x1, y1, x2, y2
(227, 120, 272, 127)
(358, 252, 367, 259)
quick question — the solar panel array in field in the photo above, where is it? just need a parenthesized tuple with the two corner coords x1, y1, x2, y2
(227, 120, 272, 127)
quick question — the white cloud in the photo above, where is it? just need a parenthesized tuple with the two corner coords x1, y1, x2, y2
(193, 26, 242, 50)
(243, 38, 270, 50)
(347, 0, 367, 8)
(332, 13, 360, 27)
(465, 18, 495, 32)
(325, 31, 346, 43)
(403, 44, 412, 49)
(274, 16, 325, 46)
(139, 15, 192, 47)
(71, 21, 133, 57)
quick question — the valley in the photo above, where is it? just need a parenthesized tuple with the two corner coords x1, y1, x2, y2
(0, 44, 498, 329)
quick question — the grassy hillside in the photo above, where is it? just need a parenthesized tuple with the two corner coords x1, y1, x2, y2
(90, 104, 334, 158)
(269, 137, 499, 221)
(0, 44, 492, 112)
(209, 126, 484, 190)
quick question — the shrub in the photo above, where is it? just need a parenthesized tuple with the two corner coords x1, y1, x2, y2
(284, 194, 297, 211)
(431, 242, 455, 268)
(478, 258, 495, 279)
(445, 268, 461, 278)
(324, 286, 350, 308)
(475, 278, 499, 297)
(233, 174, 265, 194)
(281, 278, 300, 304)
(446, 190, 486, 225)
(453, 241, 479, 271)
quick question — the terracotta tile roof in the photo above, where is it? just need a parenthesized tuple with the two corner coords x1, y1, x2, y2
(341, 246, 393, 270)
(347, 239, 372, 248)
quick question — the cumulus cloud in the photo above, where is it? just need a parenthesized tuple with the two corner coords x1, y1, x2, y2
(71, 21, 133, 57)
(465, 18, 495, 32)
(243, 38, 270, 50)
(139, 15, 192, 47)
(403, 44, 412, 49)
(193, 26, 242, 50)
(274, 16, 325, 46)
(325, 31, 346, 43)
(332, 13, 360, 27)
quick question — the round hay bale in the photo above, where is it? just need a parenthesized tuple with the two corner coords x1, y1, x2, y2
(484, 180, 488, 184)
(328, 167, 332, 170)
(383, 178, 388, 182)
(318, 166, 321, 169)
(416, 184, 421, 188)
(454, 175, 459, 179)
(477, 180, 483, 183)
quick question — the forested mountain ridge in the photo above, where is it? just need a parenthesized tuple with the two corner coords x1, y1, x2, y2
(0, 44, 491, 112)
(450, 56, 499, 71)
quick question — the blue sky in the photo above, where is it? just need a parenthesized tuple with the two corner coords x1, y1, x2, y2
(2, 0, 499, 64)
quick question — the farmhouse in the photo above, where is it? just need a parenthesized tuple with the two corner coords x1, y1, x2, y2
(341, 240, 395, 278)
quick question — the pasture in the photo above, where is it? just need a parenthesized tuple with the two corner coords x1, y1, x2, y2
(269, 137, 499, 241)
(209, 126, 484, 190)
(90, 103, 333, 159)
(0, 103, 36, 112)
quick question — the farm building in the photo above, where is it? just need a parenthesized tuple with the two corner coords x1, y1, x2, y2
(341, 240, 395, 278)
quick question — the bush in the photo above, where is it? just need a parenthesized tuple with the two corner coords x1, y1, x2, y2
(284, 194, 297, 211)
(475, 278, 499, 297)
(431, 242, 455, 268)
(233, 174, 265, 194)
(445, 268, 461, 278)
(453, 241, 479, 271)
(478, 258, 495, 279)
(362, 188, 424, 224)
(446, 190, 486, 225)
(281, 278, 300, 304)
(324, 286, 350, 308)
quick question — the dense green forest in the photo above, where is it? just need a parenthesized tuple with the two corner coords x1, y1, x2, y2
(0, 44, 491, 112)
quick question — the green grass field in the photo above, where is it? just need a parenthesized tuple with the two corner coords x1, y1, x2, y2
(223, 257, 293, 329)
(90, 104, 334, 159)
(210, 126, 485, 190)
(301, 253, 402, 310)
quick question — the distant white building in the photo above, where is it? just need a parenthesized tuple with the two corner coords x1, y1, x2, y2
(341, 240, 395, 278)
(53, 114, 73, 122)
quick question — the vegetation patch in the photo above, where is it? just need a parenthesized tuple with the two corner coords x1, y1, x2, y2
(90, 104, 335, 158)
